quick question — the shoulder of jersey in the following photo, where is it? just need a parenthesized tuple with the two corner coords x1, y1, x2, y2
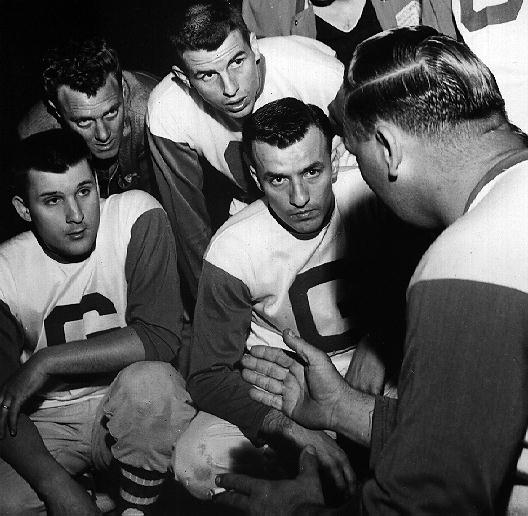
(258, 35, 338, 60)
(102, 190, 163, 222)
(207, 199, 268, 254)
(412, 165, 528, 288)
(147, 72, 206, 137)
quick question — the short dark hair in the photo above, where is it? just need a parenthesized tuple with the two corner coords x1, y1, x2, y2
(243, 97, 334, 161)
(345, 26, 506, 141)
(12, 129, 92, 200)
(42, 37, 122, 105)
(169, 0, 250, 70)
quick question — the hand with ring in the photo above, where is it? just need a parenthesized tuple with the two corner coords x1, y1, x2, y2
(0, 353, 51, 439)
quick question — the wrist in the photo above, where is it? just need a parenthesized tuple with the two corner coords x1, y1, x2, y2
(260, 409, 302, 451)
(32, 461, 75, 499)
(332, 384, 374, 447)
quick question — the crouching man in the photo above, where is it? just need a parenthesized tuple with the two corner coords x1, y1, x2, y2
(0, 129, 195, 515)
(175, 98, 387, 500)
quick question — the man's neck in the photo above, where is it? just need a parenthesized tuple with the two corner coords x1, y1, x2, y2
(433, 124, 528, 227)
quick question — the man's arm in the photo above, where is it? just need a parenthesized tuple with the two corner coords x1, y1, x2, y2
(0, 417, 100, 515)
(0, 304, 100, 514)
(147, 129, 212, 305)
(187, 260, 269, 441)
(362, 279, 528, 515)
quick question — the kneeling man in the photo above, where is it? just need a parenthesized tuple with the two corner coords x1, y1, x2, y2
(0, 130, 195, 515)
(177, 98, 384, 499)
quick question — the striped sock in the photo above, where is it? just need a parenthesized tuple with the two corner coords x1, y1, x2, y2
(118, 462, 166, 516)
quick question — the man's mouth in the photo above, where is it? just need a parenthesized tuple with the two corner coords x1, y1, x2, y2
(96, 141, 114, 150)
(291, 209, 316, 220)
(67, 228, 87, 240)
(226, 97, 247, 112)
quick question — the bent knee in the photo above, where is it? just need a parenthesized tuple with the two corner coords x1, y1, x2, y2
(173, 412, 262, 500)
(111, 362, 190, 406)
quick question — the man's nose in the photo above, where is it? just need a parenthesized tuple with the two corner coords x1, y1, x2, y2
(65, 198, 84, 224)
(222, 71, 239, 97)
(94, 119, 111, 143)
(290, 180, 309, 208)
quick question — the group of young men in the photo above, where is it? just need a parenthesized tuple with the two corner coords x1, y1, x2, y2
(1, 0, 527, 515)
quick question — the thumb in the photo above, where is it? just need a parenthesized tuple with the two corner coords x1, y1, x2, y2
(298, 445, 319, 477)
(282, 329, 318, 365)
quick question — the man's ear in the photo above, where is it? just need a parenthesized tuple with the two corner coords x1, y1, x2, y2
(375, 124, 402, 183)
(171, 65, 191, 88)
(249, 164, 262, 191)
(331, 156, 339, 183)
(46, 99, 62, 123)
(249, 32, 260, 62)
(12, 196, 31, 223)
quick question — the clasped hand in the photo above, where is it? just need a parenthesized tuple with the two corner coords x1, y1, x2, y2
(0, 353, 50, 438)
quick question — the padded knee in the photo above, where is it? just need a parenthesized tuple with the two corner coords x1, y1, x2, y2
(102, 362, 196, 472)
(173, 412, 267, 500)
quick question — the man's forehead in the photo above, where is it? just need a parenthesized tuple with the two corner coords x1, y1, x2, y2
(28, 160, 94, 192)
(183, 30, 249, 70)
(253, 127, 329, 174)
(56, 74, 122, 114)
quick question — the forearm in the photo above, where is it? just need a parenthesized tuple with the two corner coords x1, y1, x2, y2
(189, 368, 271, 441)
(36, 326, 145, 376)
(0, 415, 81, 498)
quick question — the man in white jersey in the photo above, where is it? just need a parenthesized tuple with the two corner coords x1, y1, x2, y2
(214, 27, 528, 514)
(0, 130, 195, 515)
(174, 97, 390, 500)
(147, 0, 346, 308)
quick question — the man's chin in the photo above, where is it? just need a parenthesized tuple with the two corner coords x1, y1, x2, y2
(91, 146, 119, 161)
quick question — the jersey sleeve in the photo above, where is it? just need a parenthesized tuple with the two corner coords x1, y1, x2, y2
(361, 278, 528, 514)
(124, 205, 184, 364)
(0, 300, 25, 385)
(147, 129, 211, 305)
(187, 260, 271, 443)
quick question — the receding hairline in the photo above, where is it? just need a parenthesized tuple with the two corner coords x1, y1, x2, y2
(250, 123, 331, 168)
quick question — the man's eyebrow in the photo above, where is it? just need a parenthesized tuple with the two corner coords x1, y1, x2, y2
(77, 179, 95, 188)
(193, 50, 247, 75)
(303, 161, 325, 172)
(70, 115, 92, 123)
(70, 102, 121, 122)
(228, 50, 247, 64)
(103, 101, 121, 115)
(262, 171, 286, 180)
(38, 179, 94, 198)
(38, 190, 61, 198)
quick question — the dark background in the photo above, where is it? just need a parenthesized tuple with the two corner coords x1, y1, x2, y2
(0, 0, 243, 242)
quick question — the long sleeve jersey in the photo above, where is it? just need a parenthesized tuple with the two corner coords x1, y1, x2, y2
(0, 190, 183, 408)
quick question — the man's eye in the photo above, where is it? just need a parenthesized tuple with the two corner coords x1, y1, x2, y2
(104, 108, 119, 119)
(76, 120, 91, 128)
(198, 72, 216, 82)
(270, 177, 286, 186)
(231, 57, 245, 67)
(305, 169, 321, 178)
(78, 187, 92, 197)
(44, 197, 60, 206)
